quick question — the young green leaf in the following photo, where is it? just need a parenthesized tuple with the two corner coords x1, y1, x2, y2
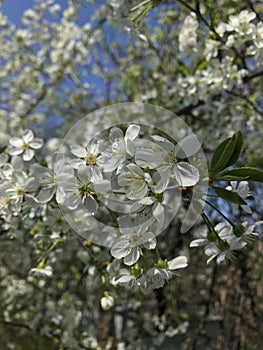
(212, 186, 247, 205)
(221, 167, 263, 182)
(213, 175, 249, 181)
(210, 131, 243, 175)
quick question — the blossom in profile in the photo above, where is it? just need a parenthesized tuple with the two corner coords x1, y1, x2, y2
(100, 292, 114, 311)
(9, 129, 43, 161)
(137, 256, 188, 294)
(190, 221, 262, 264)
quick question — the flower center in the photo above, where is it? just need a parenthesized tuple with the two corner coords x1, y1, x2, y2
(23, 142, 30, 150)
(129, 234, 140, 245)
(168, 150, 177, 163)
(16, 187, 25, 196)
(42, 175, 55, 186)
(78, 183, 91, 196)
(85, 153, 97, 165)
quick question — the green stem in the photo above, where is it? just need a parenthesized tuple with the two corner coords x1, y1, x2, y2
(201, 212, 219, 238)
(130, 0, 151, 12)
(202, 198, 235, 227)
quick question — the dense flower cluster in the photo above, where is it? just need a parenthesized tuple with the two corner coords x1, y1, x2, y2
(1, 123, 260, 291)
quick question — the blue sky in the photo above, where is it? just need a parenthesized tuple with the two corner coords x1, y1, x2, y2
(1, 0, 103, 26)
(1, 0, 33, 24)
(0, 0, 109, 134)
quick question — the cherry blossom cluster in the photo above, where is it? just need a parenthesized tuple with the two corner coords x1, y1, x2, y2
(1, 125, 262, 296)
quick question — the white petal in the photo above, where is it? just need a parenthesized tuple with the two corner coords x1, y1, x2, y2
(127, 181, 148, 200)
(38, 187, 56, 203)
(0, 154, 8, 165)
(71, 158, 84, 169)
(23, 149, 34, 161)
(11, 156, 23, 170)
(135, 149, 162, 169)
(125, 124, 140, 140)
(152, 167, 171, 193)
(70, 144, 86, 158)
(189, 238, 207, 247)
(111, 241, 131, 259)
(127, 163, 144, 176)
(126, 138, 135, 156)
(153, 203, 165, 229)
(151, 135, 174, 152)
(124, 247, 140, 266)
(23, 129, 34, 143)
(9, 137, 23, 148)
(56, 186, 66, 204)
(141, 231, 156, 250)
(91, 166, 103, 181)
(29, 138, 43, 149)
(109, 127, 123, 143)
(78, 165, 91, 183)
(174, 162, 199, 187)
(138, 197, 156, 205)
(103, 156, 121, 172)
(204, 243, 219, 256)
(115, 274, 134, 283)
(93, 180, 111, 193)
(207, 254, 217, 264)
(84, 196, 98, 214)
(168, 256, 188, 270)
(63, 194, 81, 209)
(9, 147, 23, 156)
(241, 205, 252, 214)
(174, 134, 202, 158)
(216, 252, 227, 264)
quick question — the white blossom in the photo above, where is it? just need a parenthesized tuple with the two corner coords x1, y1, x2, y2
(118, 163, 152, 200)
(100, 124, 140, 173)
(110, 225, 156, 266)
(9, 129, 43, 161)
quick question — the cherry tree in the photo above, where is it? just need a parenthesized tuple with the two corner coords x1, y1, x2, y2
(0, 0, 263, 349)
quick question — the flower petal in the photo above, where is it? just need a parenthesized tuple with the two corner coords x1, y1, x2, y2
(125, 124, 140, 141)
(174, 162, 199, 187)
(23, 149, 34, 161)
(29, 138, 43, 149)
(38, 187, 56, 203)
(168, 256, 188, 270)
(174, 134, 202, 158)
(9, 137, 23, 148)
(70, 144, 86, 158)
(123, 247, 140, 266)
(23, 129, 34, 143)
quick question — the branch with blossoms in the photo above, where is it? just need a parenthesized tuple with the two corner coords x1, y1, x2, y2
(0, 123, 262, 297)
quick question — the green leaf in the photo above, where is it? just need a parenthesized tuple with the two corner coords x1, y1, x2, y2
(196, 60, 212, 71)
(212, 186, 247, 205)
(213, 175, 249, 181)
(226, 131, 243, 167)
(221, 167, 263, 182)
(210, 131, 243, 175)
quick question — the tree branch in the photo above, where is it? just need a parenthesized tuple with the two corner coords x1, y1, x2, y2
(157, 65, 263, 126)
(0, 318, 32, 330)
